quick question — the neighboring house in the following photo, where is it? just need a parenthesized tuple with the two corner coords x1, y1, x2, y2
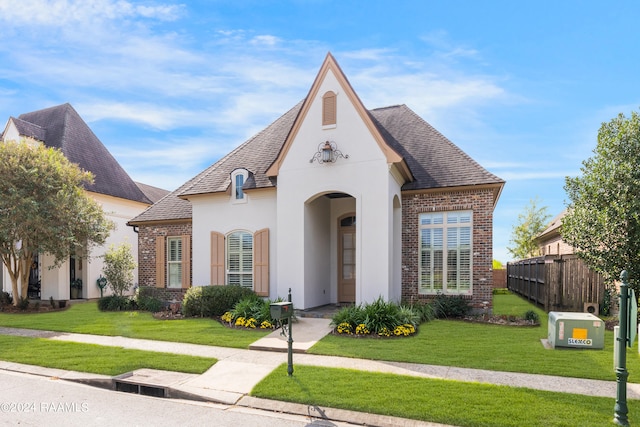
(1, 103, 168, 301)
(535, 209, 574, 256)
(128, 53, 505, 311)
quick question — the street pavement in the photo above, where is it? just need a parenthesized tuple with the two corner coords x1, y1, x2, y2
(0, 318, 638, 427)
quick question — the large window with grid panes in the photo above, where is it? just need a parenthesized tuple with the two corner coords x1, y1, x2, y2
(419, 211, 472, 294)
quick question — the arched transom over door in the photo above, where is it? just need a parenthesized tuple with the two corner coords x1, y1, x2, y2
(338, 214, 356, 303)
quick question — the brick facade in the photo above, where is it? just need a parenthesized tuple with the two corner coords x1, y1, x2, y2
(137, 222, 192, 302)
(401, 188, 495, 311)
(137, 189, 497, 311)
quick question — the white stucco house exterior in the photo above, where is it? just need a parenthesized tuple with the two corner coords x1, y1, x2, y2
(1, 104, 168, 301)
(129, 53, 504, 311)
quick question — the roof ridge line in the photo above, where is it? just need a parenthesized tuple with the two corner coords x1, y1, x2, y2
(179, 100, 305, 196)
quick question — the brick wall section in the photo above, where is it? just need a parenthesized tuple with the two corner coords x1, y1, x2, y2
(138, 222, 192, 302)
(401, 188, 495, 311)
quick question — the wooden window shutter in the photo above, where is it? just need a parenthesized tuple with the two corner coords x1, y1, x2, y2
(181, 235, 190, 289)
(253, 228, 269, 297)
(322, 91, 336, 126)
(210, 231, 225, 285)
(155, 236, 165, 288)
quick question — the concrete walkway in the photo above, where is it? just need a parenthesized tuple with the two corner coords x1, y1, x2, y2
(0, 320, 638, 426)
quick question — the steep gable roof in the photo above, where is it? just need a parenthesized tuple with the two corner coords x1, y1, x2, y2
(13, 103, 151, 204)
(180, 101, 303, 197)
(128, 101, 303, 225)
(535, 209, 568, 243)
(130, 55, 504, 224)
(9, 117, 46, 142)
(266, 53, 411, 180)
(135, 182, 170, 204)
(131, 103, 504, 224)
(370, 105, 503, 191)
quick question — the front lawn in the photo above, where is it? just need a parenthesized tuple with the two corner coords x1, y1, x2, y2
(252, 364, 637, 427)
(0, 301, 270, 348)
(0, 334, 216, 376)
(310, 293, 639, 382)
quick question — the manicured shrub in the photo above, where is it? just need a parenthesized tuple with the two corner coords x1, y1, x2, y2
(524, 310, 540, 324)
(0, 292, 12, 307)
(98, 295, 134, 311)
(102, 242, 136, 297)
(17, 297, 30, 310)
(221, 296, 285, 329)
(135, 287, 164, 313)
(137, 295, 163, 313)
(332, 305, 365, 328)
(231, 295, 264, 320)
(362, 297, 403, 334)
(330, 297, 420, 337)
(182, 285, 256, 317)
(431, 294, 471, 318)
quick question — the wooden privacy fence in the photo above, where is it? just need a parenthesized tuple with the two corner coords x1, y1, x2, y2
(507, 254, 605, 313)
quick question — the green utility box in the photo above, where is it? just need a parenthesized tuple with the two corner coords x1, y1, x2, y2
(548, 311, 604, 349)
(270, 301, 293, 320)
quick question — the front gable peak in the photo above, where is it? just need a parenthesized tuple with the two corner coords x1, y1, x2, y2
(266, 53, 410, 180)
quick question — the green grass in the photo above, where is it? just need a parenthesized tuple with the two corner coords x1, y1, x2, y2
(253, 364, 636, 427)
(310, 293, 639, 382)
(0, 301, 270, 348)
(0, 334, 215, 376)
(493, 292, 547, 316)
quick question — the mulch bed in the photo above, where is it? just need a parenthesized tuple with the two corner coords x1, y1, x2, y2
(462, 314, 540, 327)
(0, 303, 69, 314)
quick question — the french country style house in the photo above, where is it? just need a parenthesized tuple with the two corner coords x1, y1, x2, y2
(128, 53, 505, 311)
(1, 103, 168, 301)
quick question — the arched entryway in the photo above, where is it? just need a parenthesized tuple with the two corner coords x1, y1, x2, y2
(303, 191, 356, 308)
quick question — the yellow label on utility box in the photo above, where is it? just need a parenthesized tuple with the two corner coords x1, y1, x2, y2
(573, 328, 588, 339)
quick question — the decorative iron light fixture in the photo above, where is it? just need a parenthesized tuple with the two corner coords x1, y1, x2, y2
(309, 140, 349, 164)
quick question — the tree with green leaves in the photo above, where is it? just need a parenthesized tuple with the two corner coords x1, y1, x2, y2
(507, 197, 550, 260)
(102, 241, 136, 297)
(563, 110, 640, 290)
(0, 140, 113, 305)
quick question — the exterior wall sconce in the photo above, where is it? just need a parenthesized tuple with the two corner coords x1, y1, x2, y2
(309, 140, 349, 164)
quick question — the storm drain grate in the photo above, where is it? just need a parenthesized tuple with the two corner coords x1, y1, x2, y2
(114, 379, 168, 398)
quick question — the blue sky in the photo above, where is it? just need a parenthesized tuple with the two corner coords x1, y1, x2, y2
(1, 1, 639, 264)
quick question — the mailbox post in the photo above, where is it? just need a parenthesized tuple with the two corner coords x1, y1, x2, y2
(270, 288, 294, 376)
(96, 276, 107, 298)
(614, 270, 637, 426)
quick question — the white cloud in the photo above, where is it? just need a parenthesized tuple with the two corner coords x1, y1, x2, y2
(498, 170, 577, 181)
(0, 0, 183, 27)
(110, 137, 224, 191)
(250, 35, 281, 46)
(79, 102, 212, 130)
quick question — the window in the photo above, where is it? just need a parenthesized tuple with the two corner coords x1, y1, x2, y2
(227, 231, 253, 288)
(167, 237, 183, 288)
(231, 169, 248, 203)
(419, 211, 472, 294)
(235, 174, 244, 199)
(322, 91, 336, 126)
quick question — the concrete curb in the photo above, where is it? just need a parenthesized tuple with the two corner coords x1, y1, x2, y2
(237, 396, 455, 427)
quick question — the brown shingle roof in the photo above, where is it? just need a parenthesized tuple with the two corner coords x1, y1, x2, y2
(369, 105, 503, 190)
(14, 103, 152, 204)
(129, 102, 503, 223)
(135, 182, 170, 204)
(128, 101, 303, 224)
(10, 117, 46, 141)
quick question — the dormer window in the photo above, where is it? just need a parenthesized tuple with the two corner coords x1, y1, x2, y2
(231, 168, 249, 203)
(322, 91, 337, 126)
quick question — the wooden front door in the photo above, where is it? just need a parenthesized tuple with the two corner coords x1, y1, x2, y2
(338, 215, 356, 303)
